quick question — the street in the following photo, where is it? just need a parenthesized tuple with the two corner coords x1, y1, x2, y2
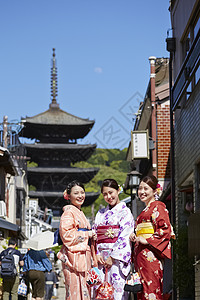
(26, 271, 66, 300)
(54, 271, 65, 300)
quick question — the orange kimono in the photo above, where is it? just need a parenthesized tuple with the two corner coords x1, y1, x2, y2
(57, 205, 92, 300)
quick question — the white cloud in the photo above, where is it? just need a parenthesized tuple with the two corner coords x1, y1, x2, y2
(94, 67, 103, 74)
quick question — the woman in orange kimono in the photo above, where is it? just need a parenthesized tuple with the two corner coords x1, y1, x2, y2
(130, 175, 172, 300)
(57, 180, 96, 300)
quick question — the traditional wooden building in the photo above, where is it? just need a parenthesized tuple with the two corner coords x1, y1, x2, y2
(20, 49, 99, 213)
(168, 1, 200, 298)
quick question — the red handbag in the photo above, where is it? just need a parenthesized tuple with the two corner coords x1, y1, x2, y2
(95, 268, 114, 300)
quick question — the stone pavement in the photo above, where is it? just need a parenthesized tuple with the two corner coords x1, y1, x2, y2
(53, 271, 66, 300)
(53, 271, 97, 300)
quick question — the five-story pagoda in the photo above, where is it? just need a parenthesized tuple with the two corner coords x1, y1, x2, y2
(20, 49, 99, 214)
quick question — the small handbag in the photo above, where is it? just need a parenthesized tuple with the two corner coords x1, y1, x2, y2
(53, 287, 57, 297)
(124, 264, 142, 293)
(18, 279, 27, 297)
(87, 239, 102, 286)
(95, 268, 114, 300)
(86, 267, 102, 286)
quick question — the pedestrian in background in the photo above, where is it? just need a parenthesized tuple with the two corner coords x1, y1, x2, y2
(0, 237, 24, 300)
(57, 180, 96, 300)
(23, 249, 52, 300)
(44, 270, 57, 300)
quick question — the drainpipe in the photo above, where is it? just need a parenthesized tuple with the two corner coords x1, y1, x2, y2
(149, 57, 157, 177)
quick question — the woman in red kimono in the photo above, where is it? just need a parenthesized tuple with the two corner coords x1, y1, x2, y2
(130, 175, 172, 300)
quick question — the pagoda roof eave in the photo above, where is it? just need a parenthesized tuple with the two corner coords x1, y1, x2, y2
(19, 122, 94, 140)
(28, 191, 100, 198)
(21, 107, 95, 126)
(24, 143, 97, 150)
(27, 167, 99, 174)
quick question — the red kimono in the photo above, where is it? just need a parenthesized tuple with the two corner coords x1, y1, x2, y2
(134, 201, 172, 300)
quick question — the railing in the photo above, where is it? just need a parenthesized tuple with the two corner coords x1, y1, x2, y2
(0, 130, 27, 171)
(172, 28, 200, 110)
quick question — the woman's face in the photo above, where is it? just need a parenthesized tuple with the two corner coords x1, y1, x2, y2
(138, 181, 156, 205)
(102, 186, 120, 208)
(69, 185, 85, 209)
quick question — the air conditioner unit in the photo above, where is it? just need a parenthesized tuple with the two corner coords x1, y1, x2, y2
(0, 201, 6, 218)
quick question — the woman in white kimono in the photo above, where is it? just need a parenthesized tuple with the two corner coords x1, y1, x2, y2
(94, 178, 134, 300)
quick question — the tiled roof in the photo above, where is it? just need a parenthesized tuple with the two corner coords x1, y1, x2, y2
(21, 106, 94, 126)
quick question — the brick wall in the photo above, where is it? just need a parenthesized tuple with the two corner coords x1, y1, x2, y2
(157, 101, 171, 180)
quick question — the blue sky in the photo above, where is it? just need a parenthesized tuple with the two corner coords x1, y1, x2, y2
(0, 1, 171, 149)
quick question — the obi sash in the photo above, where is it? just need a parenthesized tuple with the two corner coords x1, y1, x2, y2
(135, 222, 154, 239)
(97, 225, 120, 244)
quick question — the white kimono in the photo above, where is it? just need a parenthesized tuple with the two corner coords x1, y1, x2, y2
(94, 202, 134, 300)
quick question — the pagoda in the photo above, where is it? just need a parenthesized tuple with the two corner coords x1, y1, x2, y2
(20, 49, 99, 213)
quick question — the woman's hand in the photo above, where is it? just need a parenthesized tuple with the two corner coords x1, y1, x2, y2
(130, 233, 148, 245)
(135, 236, 148, 245)
(92, 230, 97, 240)
(129, 232, 136, 242)
(104, 256, 113, 269)
(96, 254, 105, 265)
(88, 230, 97, 239)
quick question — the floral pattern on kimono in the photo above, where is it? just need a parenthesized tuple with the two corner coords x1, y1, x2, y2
(134, 201, 172, 300)
(94, 202, 134, 300)
(57, 205, 92, 300)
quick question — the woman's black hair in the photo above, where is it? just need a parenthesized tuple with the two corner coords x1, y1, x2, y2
(65, 180, 85, 195)
(8, 237, 17, 246)
(101, 178, 119, 193)
(140, 175, 158, 190)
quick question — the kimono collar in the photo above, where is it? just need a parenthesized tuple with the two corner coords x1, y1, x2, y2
(63, 204, 82, 212)
(107, 201, 126, 211)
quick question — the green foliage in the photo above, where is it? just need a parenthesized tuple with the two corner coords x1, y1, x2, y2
(51, 245, 62, 256)
(27, 161, 38, 191)
(72, 161, 92, 168)
(2, 237, 10, 250)
(87, 153, 109, 165)
(87, 148, 128, 169)
(74, 148, 130, 217)
(173, 226, 195, 298)
(29, 185, 36, 191)
(110, 160, 129, 172)
(27, 161, 38, 167)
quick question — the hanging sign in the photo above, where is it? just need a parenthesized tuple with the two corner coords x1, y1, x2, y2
(131, 130, 149, 160)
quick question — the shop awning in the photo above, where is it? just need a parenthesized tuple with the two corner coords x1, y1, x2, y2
(0, 218, 19, 232)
